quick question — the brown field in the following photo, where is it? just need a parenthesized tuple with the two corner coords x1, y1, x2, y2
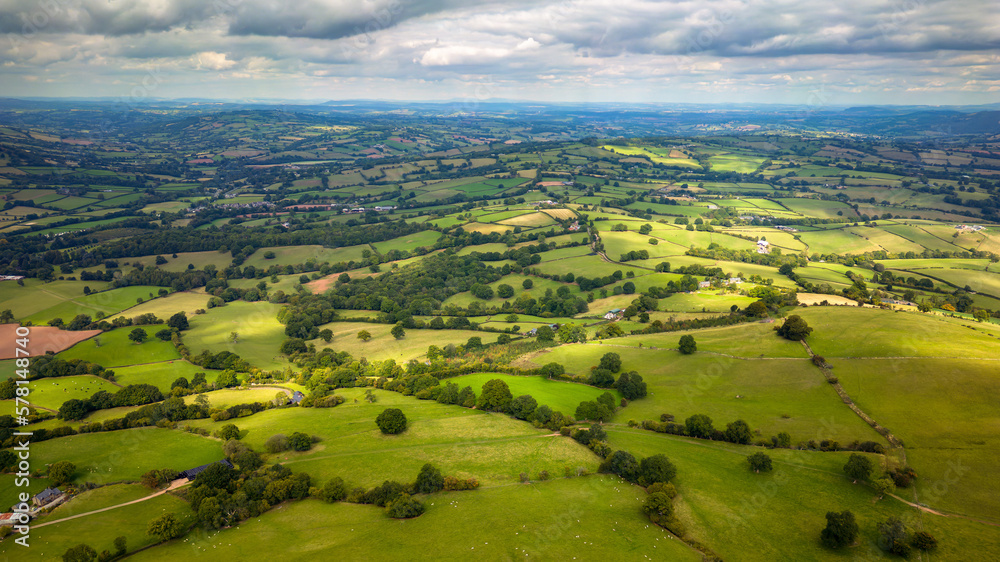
(542, 208, 578, 220)
(0, 324, 99, 360)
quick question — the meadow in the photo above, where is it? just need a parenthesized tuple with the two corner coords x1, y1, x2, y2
(445, 373, 621, 415)
(57, 325, 181, 367)
(308, 321, 500, 362)
(184, 301, 288, 371)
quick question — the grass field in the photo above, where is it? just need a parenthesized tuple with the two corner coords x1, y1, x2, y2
(308, 322, 500, 362)
(131, 476, 700, 561)
(371, 230, 442, 254)
(130, 250, 234, 272)
(23, 285, 168, 325)
(0, 279, 111, 319)
(18, 374, 120, 410)
(36, 483, 152, 523)
(605, 428, 1000, 561)
(183, 388, 600, 488)
(243, 244, 370, 269)
(0, 427, 222, 508)
(111, 360, 217, 392)
(106, 289, 209, 322)
(182, 387, 287, 409)
(794, 306, 1000, 359)
(446, 373, 621, 415)
(57, 325, 181, 367)
(3, 491, 194, 561)
(184, 301, 288, 371)
(526, 338, 880, 445)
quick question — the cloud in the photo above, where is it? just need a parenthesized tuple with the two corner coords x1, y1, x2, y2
(191, 51, 236, 71)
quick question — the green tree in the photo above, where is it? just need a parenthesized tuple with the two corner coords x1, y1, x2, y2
(639, 454, 676, 484)
(510, 394, 538, 420)
(198, 496, 224, 530)
(477, 379, 513, 412)
(128, 328, 148, 344)
(319, 329, 333, 343)
(911, 531, 937, 551)
(265, 434, 289, 453)
(48, 460, 76, 486)
(228, 331, 239, 343)
(390, 323, 406, 339)
(113, 536, 127, 556)
(376, 408, 408, 434)
(535, 325, 555, 342)
(167, 312, 189, 331)
(643, 491, 674, 526)
(497, 284, 515, 298)
(724, 419, 752, 444)
(557, 323, 586, 343)
(599, 352, 622, 373)
(288, 431, 313, 451)
(386, 493, 425, 519)
(844, 453, 874, 482)
(613, 371, 647, 400)
(413, 463, 445, 494)
(598, 450, 639, 482)
(877, 517, 910, 557)
(522, 279, 533, 289)
(747, 452, 772, 473)
(685, 414, 714, 439)
(62, 544, 98, 562)
(155, 329, 173, 341)
(217, 424, 240, 441)
(776, 315, 812, 341)
(873, 476, 896, 499)
(678, 334, 697, 354)
(147, 513, 183, 542)
(321, 477, 347, 502)
(821, 510, 858, 549)
(357, 330, 372, 342)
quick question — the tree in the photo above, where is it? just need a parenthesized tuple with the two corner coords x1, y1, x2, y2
(216, 370, 239, 388)
(873, 476, 896, 499)
(843, 453, 874, 482)
(639, 454, 676, 484)
(724, 419, 752, 444)
(128, 328, 148, 344)
(821, 510, 858, 549)
(167, 312, 189, 331)
(319, 329, 333, 343)
(265, 433, 289, 453)
(357, 330, 372, 342)
(911, 531, 937, 551)
(477, 379, 513, 412)
(376, 408, 408, 434)
(113, 536, 127, 556)
(643, 491, 674, 526)
(155, 255, 168, 265)
(155, 329, 173, 341)
(510, 394, 538, 420)
(589, 368, 615, 388)
(776, 315, 812, 341)
(217, 424, 240, 441)
(390, 323, 406, 339)
(62, 544, 98, 562)
(877, 517, 910, 557)
(535, 325, 554, 342)
(685, 414, 714, 439)
(321, 477, 347, 502)
(613, 371, 647, 400)
(198, 496, 224, 529)
(745, 300, 768, 317)
(599, 450, 639, 482)
(288, 431, 313, 451)
(557, 323, 586, 343)
(747, 452, 772, 473)
(49, 460, 76, 486)
(599, 352, 622, 373)
(678, 334, 697, 354)
(147, 513, 183, 542)
(413, 463, 445, 494)
(280, 338, 307, 355)
(386, 493, 425, 519)
(497, 284, 514, 298)
(522, 279, 533, 289)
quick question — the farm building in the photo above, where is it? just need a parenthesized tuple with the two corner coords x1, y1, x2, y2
(604, 309, 623, 320)
(290, 391, 305, 404)
(0, 513, 17, 526)
(698, 281, 712, 289)
(179, 460, 234, 481)
(32, 488, 63, 507)
(756, 239, 770, 254)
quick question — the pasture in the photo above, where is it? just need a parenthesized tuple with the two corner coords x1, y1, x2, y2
(18, 374, 120, 411)
(308, 321, 501, 362)
(184, 301, 288, 371)
(57, 325, 181, 367)
(446, 373, 621, 415)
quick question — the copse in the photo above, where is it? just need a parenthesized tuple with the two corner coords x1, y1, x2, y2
(376, 408, 408, 434)
(477, 379, 513, 412)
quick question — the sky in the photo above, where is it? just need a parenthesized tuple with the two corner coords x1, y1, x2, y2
(0, 0, 997, 106)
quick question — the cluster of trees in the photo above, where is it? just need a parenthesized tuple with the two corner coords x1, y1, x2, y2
(57, 384, 164, 421)
(821, 510, 937, 555)
(638, 414, 756, 445)
(27, 357, 115, 382)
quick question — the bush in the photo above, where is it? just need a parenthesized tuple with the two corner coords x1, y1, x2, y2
(321, 477, 347, 502)
(376, 408, 408, 434)
(288, 432, 313, 451)
(911, 531, 937, 551)
(413, 464, 444, 494)
(385, 493, 425, 519)
(265, 433, 289, 453)
(639, 454, 676, 485)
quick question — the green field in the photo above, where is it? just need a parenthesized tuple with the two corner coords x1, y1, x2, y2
(131, 476, 699, 561)
(0, 279, 111, 319)
(18, 374, 120, 411)
(446, 373, 621, 415)
(371, 230, 442, 254)
(183, 387, 600, 488)
(184, 301, 288, 371)
(112, 360, 217, 392)
(23, 285, 168, 325)
(309, 321, 501, 363)
(106, 289, 210, 322)
(58, 325, 181, 367)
